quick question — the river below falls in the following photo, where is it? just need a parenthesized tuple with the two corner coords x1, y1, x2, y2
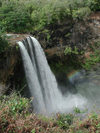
(62, 65, 100, 114)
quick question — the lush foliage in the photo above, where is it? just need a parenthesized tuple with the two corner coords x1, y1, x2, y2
(64, 41, 100, 70)
(0, 33, 9, 53)
(57, 114, 74, 129)
(64, 46, 79, 55)
(89, 0, 100, 11)
(0, 0, 99, 33)
(0, 2, 32, 33)
(0, 92, 65, 133)
(83, 41, 100, 69)
(0, 92, 29, 115)
(0, 93, 100, 132)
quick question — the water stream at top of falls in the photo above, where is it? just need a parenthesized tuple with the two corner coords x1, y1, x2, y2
(18, 36, 100, 115)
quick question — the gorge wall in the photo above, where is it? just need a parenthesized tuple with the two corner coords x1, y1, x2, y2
(0, 12, 100, 95)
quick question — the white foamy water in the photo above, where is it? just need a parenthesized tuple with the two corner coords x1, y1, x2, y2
(18, 36, 87, 114)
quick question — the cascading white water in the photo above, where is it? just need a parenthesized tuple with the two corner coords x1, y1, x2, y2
(18, 36, 87, 114)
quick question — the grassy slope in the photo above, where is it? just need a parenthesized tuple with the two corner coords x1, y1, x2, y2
(0, 93, 100, 133)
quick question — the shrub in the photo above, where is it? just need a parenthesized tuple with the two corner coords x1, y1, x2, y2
(0, 92, 30, 115)
(72, 7, 91, 20)
(83, 41, 100, 70)
(0, 0, 99, 33)
(0, 33, 9, 53)
(64, 46, 79, 55)
(1, 92, 100, 132)
(89, 0, 100, 11)
(57, 114, 74, 129)
(0, 92, 66, 133)
(0, 2, 32, 33)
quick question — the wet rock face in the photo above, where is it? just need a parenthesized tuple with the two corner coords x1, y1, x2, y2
(0, 46, 18, 83)
(0, 34, 29, 85)
(0, 83, 10, 96)
(0, 84, 6, 96)
(0, 47, 25, 93)
(33, 20, 90, 50)
(34, 12, 100, 55)
(6, 34, 29, 46)
(70, 22, 92, 50)
(33, 19, 74, 49)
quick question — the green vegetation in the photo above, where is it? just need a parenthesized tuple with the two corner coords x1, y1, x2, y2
(0, 1, 32, 33)
(0, 92, 29, 115)
(64, 46, 79, 55)
(0, 92, 100, 132)
(0, 33, 9, 53)
(63, 41, 100, 70)
(57, 114, 74, 129)
(89, 0, 100, 11)
(0, 92, 65, 132)
(83, 41, 100, 70)
(0, 0, 99, 33)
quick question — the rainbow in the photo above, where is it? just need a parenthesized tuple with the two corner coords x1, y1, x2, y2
(67, 70, 81, 82)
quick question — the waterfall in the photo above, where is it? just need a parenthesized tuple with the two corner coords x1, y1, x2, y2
(18, 36, 87, 114)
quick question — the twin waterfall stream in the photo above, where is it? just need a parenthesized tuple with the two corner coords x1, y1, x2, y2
(18, 36, 100, 115)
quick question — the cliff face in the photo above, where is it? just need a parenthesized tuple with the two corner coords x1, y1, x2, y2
(0, 34, 28, 94)
(36, 12, 100, 59)
(0, 46, 17, 94)
(0, 47, 17, 83)
(0, 12, 100, 95)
